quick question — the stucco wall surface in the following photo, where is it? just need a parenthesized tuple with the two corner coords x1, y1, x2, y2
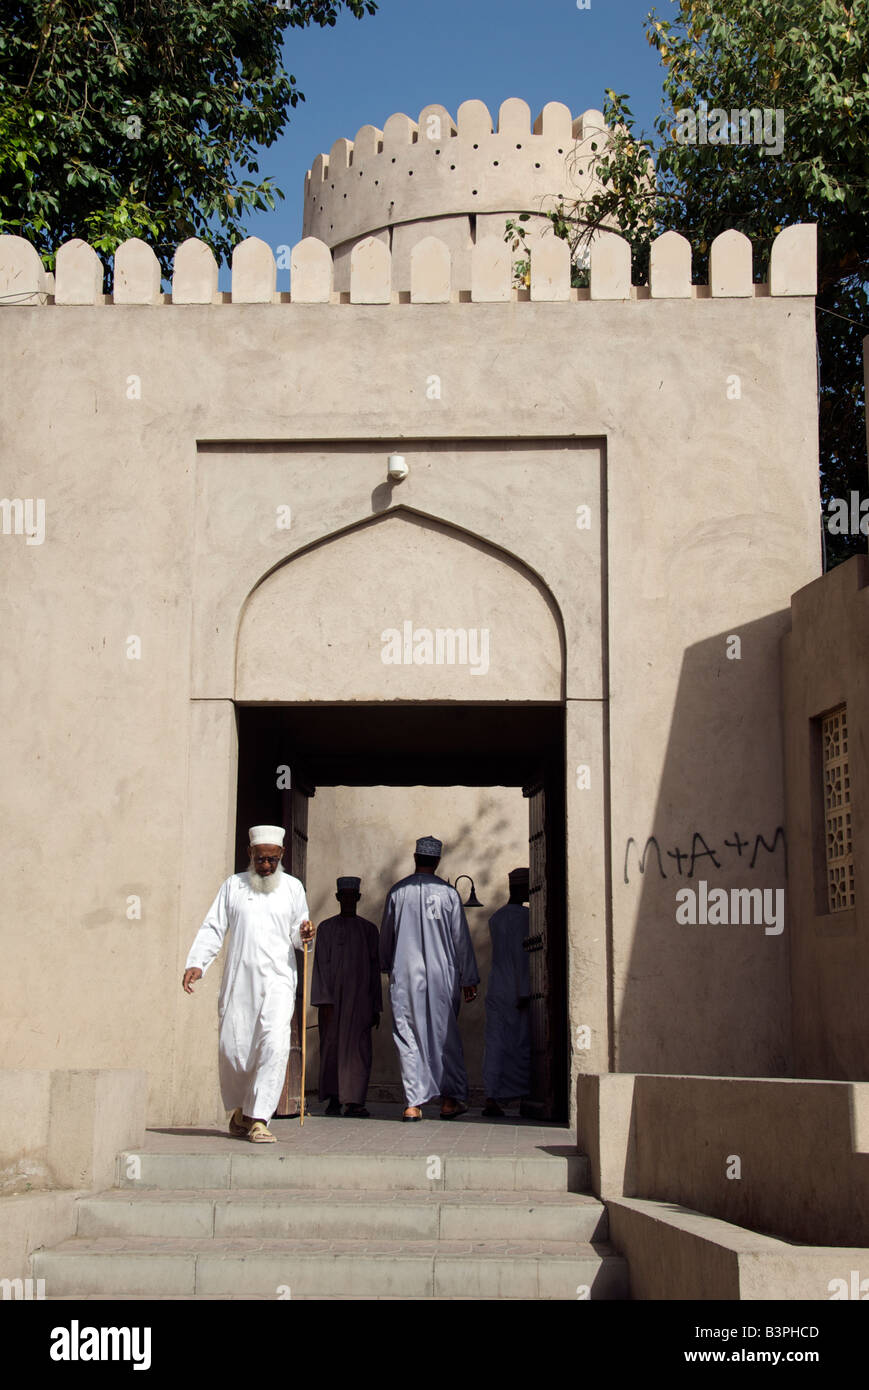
(0, 274, 818, 1121)
(579, 1073, 869, 1247)
(782, 555, 869, 1080)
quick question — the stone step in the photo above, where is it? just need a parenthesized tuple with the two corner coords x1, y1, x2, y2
(34, 1235, 628, 1300)
(42, 1293, 563, 1300)
(118, 1149, 589, 1193)
(76, 1187, 608, 1243)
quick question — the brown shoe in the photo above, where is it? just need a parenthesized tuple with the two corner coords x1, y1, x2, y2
(440, 1100, 468, 1120)
(482, 1100, 505, 1118)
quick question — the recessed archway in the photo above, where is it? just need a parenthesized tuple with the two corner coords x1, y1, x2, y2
(235, 508, 565, 704)
(233, 512, 569, 1118)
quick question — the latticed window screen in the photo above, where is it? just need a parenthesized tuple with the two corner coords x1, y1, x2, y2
(822, 706, 855, 912)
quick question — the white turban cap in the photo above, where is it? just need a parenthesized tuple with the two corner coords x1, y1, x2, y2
(249, 825, 285, 846)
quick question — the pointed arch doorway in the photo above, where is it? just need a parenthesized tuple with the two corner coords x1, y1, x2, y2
(232, 509, 570, 1119)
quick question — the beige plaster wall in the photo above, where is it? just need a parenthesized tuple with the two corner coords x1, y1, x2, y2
(578, 1073, 869, 1247)
(304, 784, 528, 1102)
(782, 555, 869, 1079)
(0, 256, 819, 1122)
(0, 1069, 145, 1195)
(607, 1198, 869, 1301)
(236, 510, 563, 703)
(195, 438, 595, 700)
(0, 1067, 145, 1280)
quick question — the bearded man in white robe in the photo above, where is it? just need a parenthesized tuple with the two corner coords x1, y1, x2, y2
(182, 825, 315, 1143)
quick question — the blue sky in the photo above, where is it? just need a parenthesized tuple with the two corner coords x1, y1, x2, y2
(225, 0, 670, 286)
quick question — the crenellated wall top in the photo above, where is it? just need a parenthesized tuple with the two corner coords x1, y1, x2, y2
(0, 224, 818, 308)
(302, 98, 610, 248)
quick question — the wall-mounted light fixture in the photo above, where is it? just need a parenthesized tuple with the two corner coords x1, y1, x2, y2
(451, 874, 484, 908)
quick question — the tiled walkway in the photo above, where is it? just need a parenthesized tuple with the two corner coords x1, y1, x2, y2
(144, 1101, 575, 1158)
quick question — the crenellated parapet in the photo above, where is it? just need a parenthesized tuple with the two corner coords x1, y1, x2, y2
(302, 98, 610, 289)
(0, 225, 818, 307)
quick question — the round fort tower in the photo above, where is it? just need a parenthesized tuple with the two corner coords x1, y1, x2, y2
(302, 97, 609, 292)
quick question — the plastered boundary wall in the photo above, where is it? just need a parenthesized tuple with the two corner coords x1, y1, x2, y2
(0, 221, 818, 1124)
(0, 1069, 145, 1281)
(578, 1074, 869, 1247)
(606, 1199, 869, 1301)
(783, 556, 869, 1081)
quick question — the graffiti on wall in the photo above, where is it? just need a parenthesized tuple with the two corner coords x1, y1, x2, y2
(623, 827, 786, 885)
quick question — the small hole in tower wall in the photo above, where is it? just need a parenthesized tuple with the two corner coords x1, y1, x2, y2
(516, 143, 522, 149)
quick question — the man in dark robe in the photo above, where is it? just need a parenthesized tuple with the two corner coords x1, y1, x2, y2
(482, 866, 531, 1117)
(311, 876, 381, 1118)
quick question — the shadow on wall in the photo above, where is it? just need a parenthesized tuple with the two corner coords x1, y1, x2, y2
(305, 785, 526, 1102)
(615, 610, 793, 1077)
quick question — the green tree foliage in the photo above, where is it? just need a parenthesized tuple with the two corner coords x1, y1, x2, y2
(0, 0, 377, 280)
(548, 0, 869, 566)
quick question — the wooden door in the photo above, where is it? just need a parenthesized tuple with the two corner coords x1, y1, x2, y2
(521, 777, 554, 1118)
(274, 781, 313, 1117)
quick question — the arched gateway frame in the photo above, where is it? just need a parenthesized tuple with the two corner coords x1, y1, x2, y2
(180, 449, 611, 1124)
(235, 510, 570, 1116)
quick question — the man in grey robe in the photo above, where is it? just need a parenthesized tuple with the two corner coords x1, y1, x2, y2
(482, 867, 531, 1117)
(311, 876, 381, 1118)
(379, 836, 480, 1121)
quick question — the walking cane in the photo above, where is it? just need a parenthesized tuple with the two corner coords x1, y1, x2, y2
(300, 937, 310, 1127)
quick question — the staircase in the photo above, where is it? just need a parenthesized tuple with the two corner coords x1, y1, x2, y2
(34, 1122, 629, 1300)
